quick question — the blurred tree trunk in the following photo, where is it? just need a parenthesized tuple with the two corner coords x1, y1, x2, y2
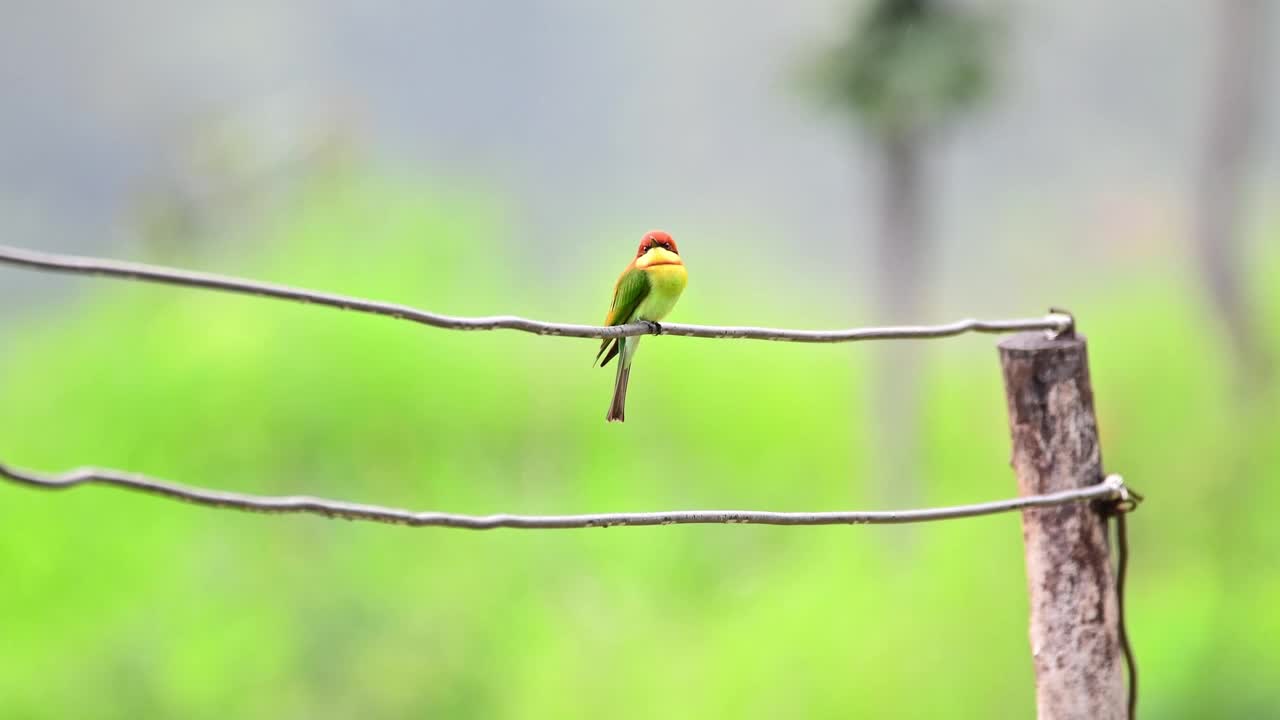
(870, 126, 929, 507)
(814, 0, 996, 507)
(1195, 0, 1272, 384)
(876, 128, 927, 322)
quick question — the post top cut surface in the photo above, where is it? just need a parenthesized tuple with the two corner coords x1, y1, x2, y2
(998, 330, 1087, 353)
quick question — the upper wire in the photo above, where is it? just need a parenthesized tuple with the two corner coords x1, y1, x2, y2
(0, 243, 1072, 343)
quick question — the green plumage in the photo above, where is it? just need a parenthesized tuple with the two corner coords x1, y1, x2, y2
(595, 267, 650, 367)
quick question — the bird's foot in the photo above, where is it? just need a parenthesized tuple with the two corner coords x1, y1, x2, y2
(643, 320, 663, 335)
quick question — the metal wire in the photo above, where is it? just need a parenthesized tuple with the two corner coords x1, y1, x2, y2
(1104, 480, 1143, 720)
(0, 460, 1129, 531)
(1117, 511, 1137, 720)
(0, 243, 1072, 343)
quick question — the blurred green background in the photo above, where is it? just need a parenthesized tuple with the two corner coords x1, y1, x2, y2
(3, 2, 1280, 718)
(2, 180, 1278, 718)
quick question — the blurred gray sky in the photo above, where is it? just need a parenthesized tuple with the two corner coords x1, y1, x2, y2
(2, 1, 1277, 325)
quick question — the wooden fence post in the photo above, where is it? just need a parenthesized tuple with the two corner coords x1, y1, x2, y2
(998, 328, 1126, 720)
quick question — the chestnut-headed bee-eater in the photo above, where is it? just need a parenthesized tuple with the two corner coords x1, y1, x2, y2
(595, 230, 687, 422)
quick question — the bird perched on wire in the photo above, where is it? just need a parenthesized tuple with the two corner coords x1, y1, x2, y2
(595, 230, 688, 422)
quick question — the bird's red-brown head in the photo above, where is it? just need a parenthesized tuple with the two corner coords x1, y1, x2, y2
(636, 230, 678, 258)
(633, 230, 682, 269)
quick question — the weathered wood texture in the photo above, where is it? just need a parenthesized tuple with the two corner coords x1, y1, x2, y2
(999, 331, 1125, 720)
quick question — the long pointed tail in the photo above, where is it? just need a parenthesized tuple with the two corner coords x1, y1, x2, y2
(606, 360, 630, 422)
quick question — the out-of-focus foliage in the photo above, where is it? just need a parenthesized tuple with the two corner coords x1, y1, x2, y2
(815, 0, 997, 136)
(1, 178, 1277, 718)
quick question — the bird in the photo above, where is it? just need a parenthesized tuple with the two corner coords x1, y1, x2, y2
(595, 230, 688, 422)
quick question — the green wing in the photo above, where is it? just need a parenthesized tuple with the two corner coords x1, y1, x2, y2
(596, 267, 650, 367)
